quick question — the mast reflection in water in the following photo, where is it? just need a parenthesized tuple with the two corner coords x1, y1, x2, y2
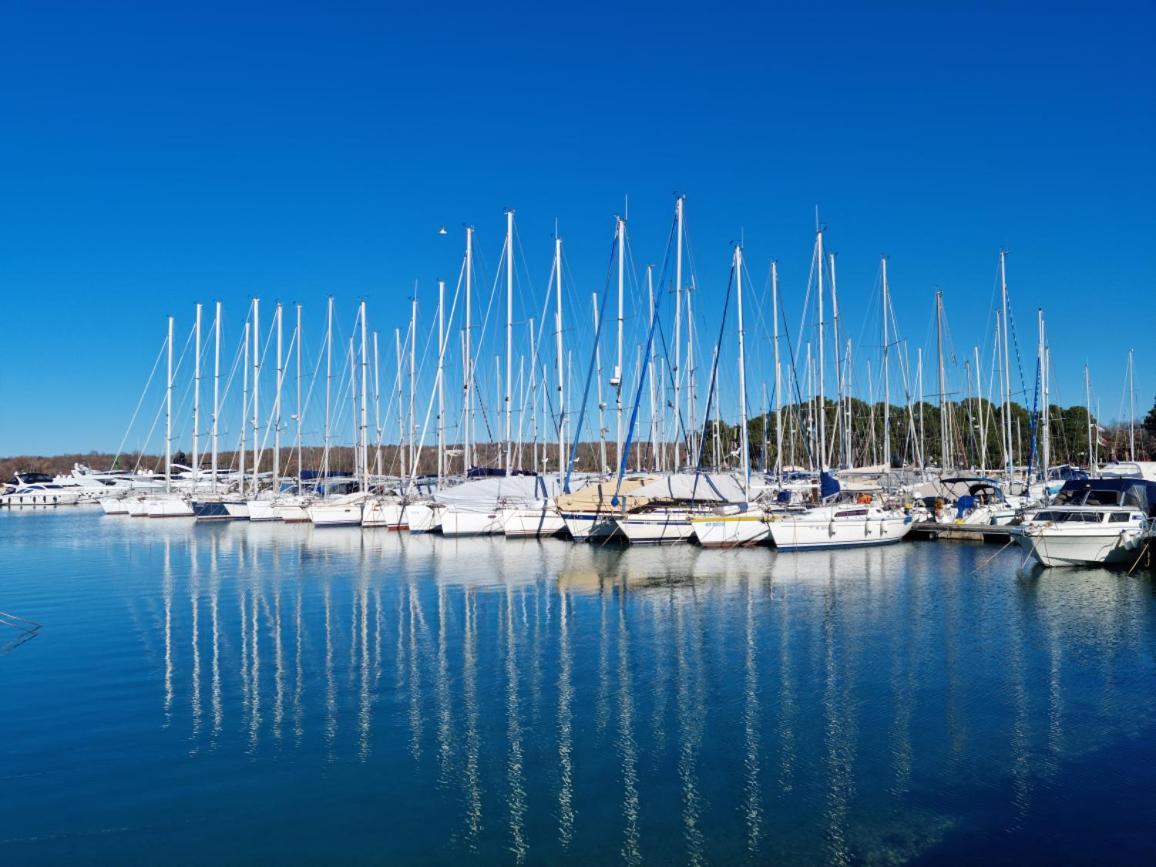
(1, 509, 1155, 864)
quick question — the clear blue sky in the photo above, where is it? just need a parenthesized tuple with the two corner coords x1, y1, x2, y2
(2, 1, 1153, 456)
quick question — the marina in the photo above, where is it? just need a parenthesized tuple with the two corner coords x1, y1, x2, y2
(2, 507, 1155, 863)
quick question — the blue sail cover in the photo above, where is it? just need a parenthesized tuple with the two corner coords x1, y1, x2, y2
(820, 472, 841, 499)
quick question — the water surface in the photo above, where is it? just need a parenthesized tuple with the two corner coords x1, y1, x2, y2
(1, 508, 1154, 864)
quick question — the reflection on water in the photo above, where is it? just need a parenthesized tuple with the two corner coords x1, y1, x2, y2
(2, 510, 1156, 864)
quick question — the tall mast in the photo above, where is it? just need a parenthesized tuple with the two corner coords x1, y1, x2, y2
(1128, 348, 1135, 462)
(409, 292, 417, 482)
(936, 290, 948, 470)
(165, 314, 173, 493)
(1038, 308, 1049, 480)
(1000, 250, 1013, 479)
(975, 345, 986, 474)
(251, 298, 260, 497)
(464, 226, 474, 472)
(772, 260, 782, 481)
(881, 257, 890, 471)
(555, 235, 566, 485)
(674, 195, 684, 469)
(295, 303, 303, 489)
(816, 228, 826, 471)
(593, 293, 608, 473)
(322, 295, 333, 480)
(917, 347, 926, 474)
(504, 210, 514, 475)
(686, 278, 696, 463)
(372, 332, 381, 476)
(359, 300, 368, 490)
(615, 215, 625, 471)
(273, 302, 283, 493)
(1085, 364, 1094, 470)
(735, 245, 750, 497)
(646, 264, 657, 471)
(437, 279, 446, 486)
(240, 319, 248, 491)
(193, 303, 201, 484)
(212, 301, 221, 494)
(395, 328, 405, 480)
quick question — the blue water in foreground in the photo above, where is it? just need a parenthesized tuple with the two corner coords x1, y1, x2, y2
(2, 508, 1155, 865)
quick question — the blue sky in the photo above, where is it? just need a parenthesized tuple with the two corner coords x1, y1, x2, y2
(1, 1, 1153, 456)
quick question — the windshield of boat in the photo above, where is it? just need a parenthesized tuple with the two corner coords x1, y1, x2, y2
(1033, 510, 1106, 523)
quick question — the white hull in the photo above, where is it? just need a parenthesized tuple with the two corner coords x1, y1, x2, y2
(1, 489, 84, 507)
(503, 505, 566, 538)
(224, 501, 252, 519)
(362, 499, 411, 529)
(1014, 526, 1148, 567)
(308, 500, 365, 526)
(769, 510, 911, 551)
(440, 506, 503, 537)
(247, 500, 279, 522)
(560, 511, 620, 542)
(271, 502, 308, 522)
(100, 497, 130, 514)
(405, 502, 440, 533)
(691, 511, 770, 548)
(144, 496, 195, 518)
(615, 509, 701, 545)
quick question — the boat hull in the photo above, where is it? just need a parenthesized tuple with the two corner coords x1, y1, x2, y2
(691, 513, 769, 548)
(440, 507, 503, 537)
(503, 506, 566, 538)
(615, 510, 699, 545)
(769, 515, 911, 551)
(1013, 526, 1148, 567)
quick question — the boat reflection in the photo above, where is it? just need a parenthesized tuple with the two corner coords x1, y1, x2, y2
(134, 521, 1156, 863)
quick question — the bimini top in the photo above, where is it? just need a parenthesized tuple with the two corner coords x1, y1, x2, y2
(1053, 478, 1156, 517)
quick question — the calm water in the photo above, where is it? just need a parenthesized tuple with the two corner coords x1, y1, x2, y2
(2, 509, 1154, 865)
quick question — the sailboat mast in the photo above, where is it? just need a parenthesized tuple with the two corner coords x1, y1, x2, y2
(615, 216, 625, 470)
(881, 257, 890, 471)
(240, 319, 248, 490)
(1038, 308, 1049, 480)
(251, 298, 260, 497)
(212, 300, 220, 494)
(772, 260, 783, 481)
(372, 332, 381, 477)
(1085, 364, 1094, 470)
(395, 328, 405, 479)
(917, 347, 926, 474)
(816, 229, 826, 471)
(464, 226, 474, 472)
(409, 293, 417, 481)
(359, 300, 368, 490)
(505, 210, 514, 475)
(437, 279, 445, 486)
(165, 314, 173, 493)
(1128, 348, 1135, 462)
(1000, 250, 1013, 479)
(296, 303, 303, 489)
(975, 346, 986, 473)
(273, 302, 282, 493)
(646, 264, 657, 471)
(674, 195, 684, 469)
(322, 296, 333, 480)
(593, 293, 608, 473)
(193, 303, 201, 485)
(735, 245, 749, 496)
(936, 290, 948, 471)
(555, 236, 565, 485)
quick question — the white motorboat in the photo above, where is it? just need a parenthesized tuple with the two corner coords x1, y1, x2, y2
(1012, 477, 1156, 568)
(0, 482, 84, 507)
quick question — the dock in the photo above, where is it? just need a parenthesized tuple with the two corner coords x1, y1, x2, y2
(908, 521, 1014, 544)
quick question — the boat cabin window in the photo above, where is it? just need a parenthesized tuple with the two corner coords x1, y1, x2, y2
(1034, 510, 1105, 523)
(835, 508, 868, 518)
(1109, 512, 1137, 523)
